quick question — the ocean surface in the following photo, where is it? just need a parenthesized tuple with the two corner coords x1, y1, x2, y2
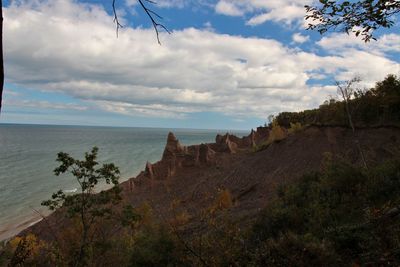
(0, 124, 248, 240)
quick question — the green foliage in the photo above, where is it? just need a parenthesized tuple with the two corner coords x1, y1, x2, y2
(250, 232, 339, 266)
(185, 192, 249, 267)
(130, 225, 181, 267)
(5, 100, 400, 266)
(305, 1, 400, 42)
(40, 147, 138, 267)
(275, 75, 400, 128)
(250, 158, 400, 265)
(42, 147, 121, 212)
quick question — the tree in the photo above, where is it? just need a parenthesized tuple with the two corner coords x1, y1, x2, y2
(41, 147, 122, 266)
(336, 77, 368, 169)
(305, 0, 400, 42)
(112, 0, 169, 42)
(0, 0, 3, 113)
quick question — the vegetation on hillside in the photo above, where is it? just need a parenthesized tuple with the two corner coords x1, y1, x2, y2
(275, 74, 400, 128)
(1, 156, 399, 266)
(250, 157, 400, 266)
(1, 75, 400, 266)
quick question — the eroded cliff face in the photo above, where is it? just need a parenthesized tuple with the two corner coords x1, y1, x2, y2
(116, 125, 400, 232)
(22, 125, 400, 242)
(129, 128, 271, 188)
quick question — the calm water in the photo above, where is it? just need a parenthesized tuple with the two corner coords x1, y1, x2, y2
(0, 124, 247, 239)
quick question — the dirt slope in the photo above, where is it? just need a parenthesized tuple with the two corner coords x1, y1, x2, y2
(122, 126, 399, 220)
(26, 126, 400, 238)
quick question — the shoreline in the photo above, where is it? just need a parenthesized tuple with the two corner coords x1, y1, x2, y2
(0, 215, 44, 242)
(0, 128, 248, 243)
(0, 177, 135, 243)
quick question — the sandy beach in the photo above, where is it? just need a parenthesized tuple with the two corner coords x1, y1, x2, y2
(0, 214, 45, 242)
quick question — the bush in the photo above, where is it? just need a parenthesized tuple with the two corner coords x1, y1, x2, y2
(288, 122, 304, 134)
(1, 234, 59, 266)
(268, 120, 287, 143)
(249, 158, 400, 265)
(129, 226, 181, 267)
(251, 233, 339, 267)
(254, 120, 287, 152)
(275, 75, 400, 127)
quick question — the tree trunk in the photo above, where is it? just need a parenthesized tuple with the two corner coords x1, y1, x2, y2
(340, 89, 368, 170)
(0, 0, 4, 113)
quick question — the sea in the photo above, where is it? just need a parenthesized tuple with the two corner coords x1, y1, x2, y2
(0, 124, 248, 240)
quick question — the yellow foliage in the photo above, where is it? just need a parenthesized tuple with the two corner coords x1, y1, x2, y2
(253, 120, 288, 152)
(170, 211, 191, 226)
(8, 234, 50, 264)
(288, 122, 304, 134)
(218, 189, 233, 209)
(136, 202, 154, 226)
(9, 236, 22, 251)
(10, 234, 44, 255)
(209, 189, 233, 214)
(268, 120, 287, 142)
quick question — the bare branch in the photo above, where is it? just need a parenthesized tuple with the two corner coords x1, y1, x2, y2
(112, 0, 170, 44)
(112, 0, 123, 38)
(137, 0, 170, 44)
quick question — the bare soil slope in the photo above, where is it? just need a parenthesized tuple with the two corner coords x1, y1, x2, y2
(26, 126, 400, 238)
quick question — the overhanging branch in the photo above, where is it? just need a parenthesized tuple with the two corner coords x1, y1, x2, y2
(112, 0, 170, 44)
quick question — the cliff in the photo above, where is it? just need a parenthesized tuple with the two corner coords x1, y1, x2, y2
(21, 125, 400, 241)
(129, 127, 270, 188)
(116, 125, 400, 226)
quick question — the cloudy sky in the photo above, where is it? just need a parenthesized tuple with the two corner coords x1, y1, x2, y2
(2, 0, 400, 129)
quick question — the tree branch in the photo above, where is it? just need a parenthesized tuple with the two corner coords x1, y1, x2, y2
(112, 0, 123, 37)
(112, 0, 170, 44)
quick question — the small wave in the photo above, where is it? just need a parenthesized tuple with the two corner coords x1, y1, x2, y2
(28, 218, 43, 227)
(65, 188, 78, 193)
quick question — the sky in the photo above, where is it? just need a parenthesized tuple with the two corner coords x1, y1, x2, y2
(1, 0, 400, 130)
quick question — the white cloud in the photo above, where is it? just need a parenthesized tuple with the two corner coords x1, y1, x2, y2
(155, 0, 187, 8)
(94, 100, 191, 118)
(246, 5, 306, 26)
(292, 33, 309, 44)
(125, 0, 138, 8)
(5, 99, 88, 111)
(215, 0, 245, 16)
(317, 33, 400, 54)
(4, 0, 400, 120)
(125, 0, 187, 9)
(215, 0, 314, 26)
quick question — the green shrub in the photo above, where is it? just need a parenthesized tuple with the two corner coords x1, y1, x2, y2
(249, 158, 400, 265)
(275, 75, 400, 127)
(250, 233, 339, 267)
(130, 226, 181, 267)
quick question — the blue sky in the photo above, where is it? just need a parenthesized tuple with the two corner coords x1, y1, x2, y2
(1, 0, 399, 130)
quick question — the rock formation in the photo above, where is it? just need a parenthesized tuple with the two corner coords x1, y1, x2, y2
(130, 128, 271, 188)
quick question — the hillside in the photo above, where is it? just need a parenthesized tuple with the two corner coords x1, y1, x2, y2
(22, 125, 400, 251)
(118, 125, 400, 227)
(2, 75, 400, 266)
